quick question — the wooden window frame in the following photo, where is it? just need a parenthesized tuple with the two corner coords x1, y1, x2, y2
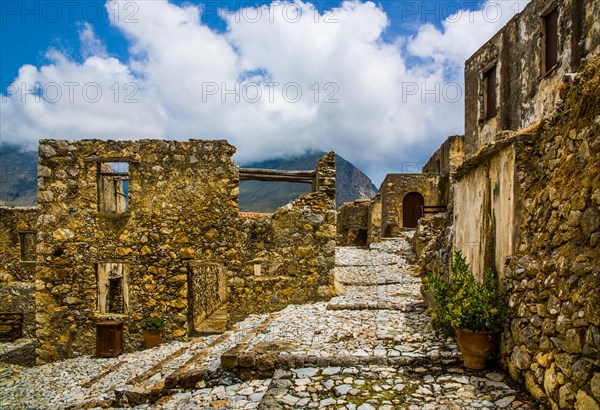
(542, 5, 559, 75)
(18, 231, 37, 262)
(97, 262, 130, 314)
(482, 62, 498, 122)
(96, 162, 130, 214)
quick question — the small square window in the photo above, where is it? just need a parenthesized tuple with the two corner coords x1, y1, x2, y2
(97, 263, 129, 314)
(19, 231, 36, 262)
(544, 7, 559, 74)
(484, 65, 498, 121)
(98, 162, 129, 213)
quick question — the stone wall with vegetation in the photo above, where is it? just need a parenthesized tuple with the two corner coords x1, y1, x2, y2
(35, 139, 238, 363)
(336, 199, 370, 246)
(0, 206, 38, 337)
(229, 152, 336, 325)
(500, 55, 600, 409)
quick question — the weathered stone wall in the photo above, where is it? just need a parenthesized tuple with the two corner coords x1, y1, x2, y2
(500, 55, 600, 409)
(0, 206, 38, 337)
(0, 207, 38, 284)
(367, 193, 382, 245)
(35, 139, 238, 363)
(422, 135, 464, 177)
(464, 0, 600, 159)
(379, 174, 445, 237)
(229, 152, 336, 325)
(453, 142, 517, 279)
(336, 199, 370, 246)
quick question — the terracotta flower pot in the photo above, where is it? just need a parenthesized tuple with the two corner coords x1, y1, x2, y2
(456, 329, 499, 369)
(143, 330, 162, 348)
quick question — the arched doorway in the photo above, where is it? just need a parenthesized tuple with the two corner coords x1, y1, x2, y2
(403, 192, 424, 228)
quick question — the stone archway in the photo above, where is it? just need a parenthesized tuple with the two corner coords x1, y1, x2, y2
(402, 192, 424, 228)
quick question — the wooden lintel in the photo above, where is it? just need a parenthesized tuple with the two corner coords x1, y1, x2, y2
(84, 156, 140, 163)
(239, 168, 315, 184)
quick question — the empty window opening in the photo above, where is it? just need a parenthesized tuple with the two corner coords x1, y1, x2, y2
(484, 65, 497, 120)
(97, 263, 129, 314)
(98, 162, 129, 213)
(19, 231, 36, 262)
(544, 7, 558, 74)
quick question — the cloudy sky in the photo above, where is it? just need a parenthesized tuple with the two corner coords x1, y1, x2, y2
(0, 0, 529, 185)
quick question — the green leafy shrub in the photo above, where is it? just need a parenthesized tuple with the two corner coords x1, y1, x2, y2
(140, 316, 164, 332)
(423, 251, 506, 336)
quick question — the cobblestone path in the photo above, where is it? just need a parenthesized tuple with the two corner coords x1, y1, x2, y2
(0, 235, 541, 409)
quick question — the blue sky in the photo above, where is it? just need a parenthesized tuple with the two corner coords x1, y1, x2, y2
(0, 0, 529, 185)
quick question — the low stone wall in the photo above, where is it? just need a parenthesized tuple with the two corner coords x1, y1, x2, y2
(500, 56, 600, 409)
(336, 199, 370, 246)
(229, 152, 336, 325)
(411, 214, 451, 279)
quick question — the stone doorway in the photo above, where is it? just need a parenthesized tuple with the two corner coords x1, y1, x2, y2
(402, 192, 424, 228)
(187, 261, 228, 335)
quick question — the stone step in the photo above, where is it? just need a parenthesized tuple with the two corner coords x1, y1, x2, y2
(326, 301, 426, 312)
(111, 314, 271, 407)
(222, 351, 460, 380)
(194, 304, 229, 335)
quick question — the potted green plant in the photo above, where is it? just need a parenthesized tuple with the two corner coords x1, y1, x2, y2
(140, 316, 164, 348)
(422, 251, 506, 369)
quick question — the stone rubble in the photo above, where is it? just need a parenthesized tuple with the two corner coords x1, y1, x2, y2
(0, 237, 542, 409)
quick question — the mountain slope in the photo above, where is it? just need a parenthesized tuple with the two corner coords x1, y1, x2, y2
(239, 151, 377, 212)
(0, 144, 37, 206)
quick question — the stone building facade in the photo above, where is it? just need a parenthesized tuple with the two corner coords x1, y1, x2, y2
(0, 140, 336, 363)
(456, 0, 600, 279)
(379, 174, 446, 237)
(452, 0, 600, 407)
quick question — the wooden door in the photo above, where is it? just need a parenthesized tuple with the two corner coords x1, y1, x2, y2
(403, 192, 424, 228)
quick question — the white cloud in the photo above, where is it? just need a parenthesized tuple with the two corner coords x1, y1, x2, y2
(0, 0, 530, 185)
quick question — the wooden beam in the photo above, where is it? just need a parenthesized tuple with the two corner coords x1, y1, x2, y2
(238, 168, 315, 184)
(84, 156, 139, 163)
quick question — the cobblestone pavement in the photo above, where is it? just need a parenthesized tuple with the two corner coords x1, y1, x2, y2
(0, 236, 542, 409)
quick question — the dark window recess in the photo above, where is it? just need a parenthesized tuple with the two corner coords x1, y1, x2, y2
(108, 277, 125, 313)
(19, 232, 36, 262)
(98, 162, 129, 213)
(544, 8, 558, 73)
(484, 65, 497, 120)
(97, 263, 129, 314)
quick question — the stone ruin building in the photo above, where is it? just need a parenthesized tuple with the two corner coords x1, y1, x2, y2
(336, 0, 600, 407)
(1, 0, 599, 408)
(0, 141, 336, 364)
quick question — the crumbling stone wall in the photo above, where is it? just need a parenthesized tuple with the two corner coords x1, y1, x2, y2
(0, 206, 38, 337)
(500, 55, 600, 409)
(230, 152, 336, 325)
(464, 0, 600, 159)
(379, 174, 445, 237)
(336, 199, 370, 246)
(35, 139, 238, 363)
(367, 193, 382, 245)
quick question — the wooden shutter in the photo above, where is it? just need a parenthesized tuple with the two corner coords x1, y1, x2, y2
(485, 65, 497, 120)
(545, 8, 558, 73)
